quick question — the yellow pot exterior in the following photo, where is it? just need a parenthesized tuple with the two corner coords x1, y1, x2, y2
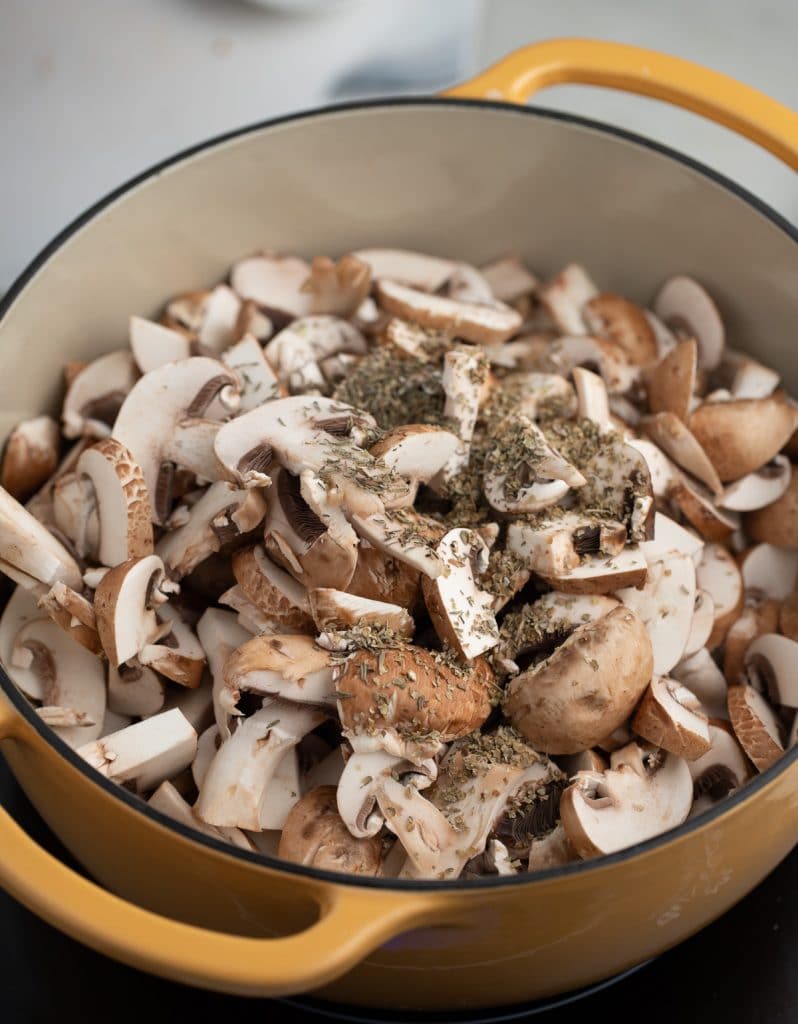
(1, 38, 797, 1012)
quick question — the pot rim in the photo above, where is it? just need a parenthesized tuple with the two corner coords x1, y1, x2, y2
(1, 95, 796, 892)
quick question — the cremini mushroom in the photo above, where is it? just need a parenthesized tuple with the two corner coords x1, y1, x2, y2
(641, 411, 723, 496)
(230, 252, 313, 320)
(780, 590, 798, 641)
(669, 476, 739, 542)
(547, 336, 635, 394)
(38, 581, 101, 655)
(642, 512, 704, 565)
(672, 647, 728, 720)
(536, 546, 648, 595)
(632, 676, 711, 759)
(346, 542, 421, 609)
(717, 456, 791, 512)
(539, 263, 598, 335)
(582, 293, 658, 366)
(506, 513, 627, 580)
(723, 592, 781, 684)
(221, 334, 281, 412)
(480, 254, 539, 304)
(231, 544, 313, 630)
(352, 248, 455, 293)
(645, 338, 697, 422)
(196, 607, 250, 736)
(743, 465, 798, 548)
(653, 275, 724, 371)
(138, 604, 206, 689)
(301, 254, 371, 318)
(94, 554, 176, 666)
(264, 315, 367, 391)
(130, 316, 191, 373)
(309, 588, 413, 638)
(223, 633, 335, 711)
(0, 486, 83, 593)
(695, 543, 744, 649)
(683, 589, 716, 658)
(62, 350, 138, 440)
(744, 633, 798, 708)
(350, 509, 443, 579)
(727, 684, 785, 771)
(688, 719, 750, 811)
(504, 606, 653, 753)
(1, 416, 60, 502)
(278, 785, 385, 875)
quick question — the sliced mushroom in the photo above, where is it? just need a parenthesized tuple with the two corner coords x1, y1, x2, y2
(370, 423, 461, 505)
(231, 544, 313, 631)
(506, 512, 623, 579)
(78, 707, 197, 793)
(645, 310, 679, 359)
(632, 676, 711, 760)
(52, 472, 99, 558)
(278, 785, 384, 875)
(480, 255, 539, 304)
(740, 542, 798, 599)
(780, 589, 798, 642)
(352, 248, 455, 293)
(572, 367, 612, 432)
(537, 546, 648, 595)
(723, 593, 781, 684)
(642, 512, 704, 565)
(683, 589, 715, 658)
(224, 633, 334, 712)
(695, 543, 744, 649)
(130, 316, 191, 373)
(582, 294, 658, 366)
(744, 466, 798, 549)
(744, 633, 798, 708)
(528, 824, 578, 871)
(645, 338, 697, 421)
(309, 588, 413, 638)
(641, 412, 723, 496)
(0, 486, 83, 593)
(336, 745, 437, 840)
(301, 254, 371, 318)
(561, 742, 692, 857)
(444, 263, 496, 305)
(547, 336, 636, 394)
(672, 647, 728, 720)
(264, 316, 367, 390)
(230, 252, 313, 320)
(196, 607, 251, 737)
(727, 353, 780, 400)
(718, 456, 791, 512)
(350, 510, 443, 579)
(1, 416, 60, 502)
(38, 581, 101, 655)
(653, 276, 724, 371)
(149, 780, 254, 851)
(539, 263, 598, 335)
(626, 440, 681, 499)
(62, 350, 138, 440)
(346, 542, 421, 609)
(107, 662, 165, 718)
(504, 606, 653, 754)
(94, 554, 176, 666)
(727, 684, 784, 771)
(688, 719, 750, 807)
(221, 334, 281, 412)
(669, 476, 739, 542)
(496, 592, 618, 670)
(0, 587, 49, 699)
(138, 604, 206, 689)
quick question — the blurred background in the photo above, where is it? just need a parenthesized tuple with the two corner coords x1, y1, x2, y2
(2, 0, 797, 293)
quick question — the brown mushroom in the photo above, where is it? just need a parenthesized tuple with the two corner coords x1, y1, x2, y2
(723, 593, 781, 683)
(632, 676, 711, 760)
(645, 338, 697, 422)
(301, 255, 371, 318)
(278, 786, 384, 875)
(1, 416, 60, 502)
(582, 293, 658, 366)
(743, 465, 798, 548)
(780, 589, 798, 641)
(231, 545, 314, 631)
(727, 684, 784, 772)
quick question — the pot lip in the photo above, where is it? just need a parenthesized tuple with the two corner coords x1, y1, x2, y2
(1, 95, 797, 892)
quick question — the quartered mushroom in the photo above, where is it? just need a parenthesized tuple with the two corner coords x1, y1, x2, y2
(370, 424, 461, 506)
(138, 604, 206, 689)
(231, 544, 313, 630)
(309, 588, 413, 638)
(688, 719, 750, 813)
(632, 676, 711, 760)
(223, 634, 335, 712)
(94, 554, 177, 666)
(504, 606, 653, 754)
(301, 254, 371, 318)
(560, 742, 693, 857)
(671, 647, 728, 720)
(727, 684, 785, 772)
(346, 542, 421, 609)
(641, 411, 723, 496)
(582, 293, 658, 366)
(743, 467, 798, 549)
(352, 248, 456, 293)
(230, 252, 313, 320)
(744, 633, 798, 708)
(645, 338, 697, 421)
(62, 350, 138, 440)
(653, 275, 724, 371)
(278, 785, 385, 875)
(536, 546, 648, 595)
(0, 486, 83, 593)
(539, 263, 598, 335)
(626, 439, 682, 499)
(350, 509, 443, 580)
(506, 513, 625, 579)
(1, 416, 60, 502)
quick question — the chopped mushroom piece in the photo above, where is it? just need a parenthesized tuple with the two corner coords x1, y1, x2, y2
(653, 276, 724, 371)
(230, 252, 313, 320)
(301, 255, 371, 318)
(723, 593, 781, 684)
(539, 263, 598, 335)
(641, 412, 723, 496)
(727, 684, 784, 771)
(632, 676, 711, 760)
(669, 476, 739, 542)
(740, 543, 798, 599)
(107, 662, 165, 718)
(94, 555, 176, 666)
(264, 316, 367, 390)
(352, 248, 455, 292)
(130, 316, 190, 373)
(672, 647, 728, 721)
(221, 335, 280, 411)
(149, 780, 254, 851)
(62, 350, 138, 440)
(279, 786, 384, 875)
(780, 590, 798, 642)
(309, 588, 413, 638)
(744, 633, 798, 708)
(717, 456, 791, 512)
(480, 255, 539, 304)
(38, 581, 101, 656)
(695, 543, 743, 649)
(582, 294, 658, 366)
(743, 467, 798, 549)
(1, 416, 60, 502)
(0, 486, 83, 593)
(231, 544, 313, 630)
(537, 546, 648, 595)
(688, 719, 750, 811)
(138, 604, 206, 689)
(224, 634, 335, 711)
(645, 339, 697, 421)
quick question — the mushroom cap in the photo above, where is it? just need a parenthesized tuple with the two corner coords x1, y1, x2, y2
(560, 743, 693, 857)
(727, 684, 784, 772)
(232, 545, 314, 631)
(632, 675, 711, 760)
(743, 465, 798, 549)
(335, 646, 494, 744)
(645, 338, 697, 422)
(744, 633, 798, 709)
(641, 412, 723, 496)
(346, 543, 421, 609)
(688, 394, 798, 483)
(653, 275, 724, 371)
(582, 293, 658, 366)
(278, 785, 384, 875)
(504, 606, 654, 754)
(309, 588, 414, 638)
(1, 416, 60, 503)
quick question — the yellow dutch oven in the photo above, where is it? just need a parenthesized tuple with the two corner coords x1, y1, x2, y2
(1, 39, 797, 1013)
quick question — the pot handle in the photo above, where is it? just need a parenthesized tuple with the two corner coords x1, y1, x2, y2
(444, 38, 798, 170)
(0, 705, 442, 997)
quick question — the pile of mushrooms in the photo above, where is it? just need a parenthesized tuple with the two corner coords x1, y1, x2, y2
(1, 249, 796, 879)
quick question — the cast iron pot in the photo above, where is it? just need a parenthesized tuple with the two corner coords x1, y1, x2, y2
(0, 39, 797, 1013)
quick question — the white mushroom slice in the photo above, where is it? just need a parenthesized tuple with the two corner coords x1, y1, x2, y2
(160, 674, 213, 734)
(645, 310, 679, 359)
(729, 356, 780, 400)
(38, 581, 101, 656)
(112, 357, 239, 523)
(257, 747, 302, 830)
(740, 543, 798, 600)
(616, 551, 696, 675)
(688, 720, 750, 804)
(723, 593, 781, 684)
(695, 543, 743, 648)
(52, 472, 99, 559)
(672, 647, 729, 720)
(539, 263, 598, 335)
(148, 780, 253, 851)
(435, 348, 489, 481)
(641, 412, 723, 496)
(376, 279, 522, 346)
(641, 512, 704, 566)
(62, 350, 139, 440)
(538, 547, 648, 596)
(25, 437, 90, 529)
(0, 486, 83, 592)
(500, 372, 577, 422)
(197, 285, 242, 354)
(139, 605, 206, 689)
(76, 439, 153, 566)
(352, 248, 455, 292)
(309, 589, 413, 638)
(548, 336, 636, 394)
(230, 252, 313, 319)
(196, 608, 250, 737)
(221, 335, 280, 411)
(654, 276, 724, 371)
(572, 367, 612, 432)
(1, 416, 60, 503)
(78, 708, 197, 793)
(370, 425, 461, 491)
(351, 511, 443, 579)
(231, 544, 312, 630)
(10, 618, 105, 747)
(561, 743, 692, 857)
(301, 254, 371, 318)
(669, 476, 739, 543)
(632, 676, 711, 760)
(727, 684, 785, 772)
(0, 588, 49, 699)
(129, 316, 190, 373)
(422, 529, 498, 660)
(507, 514, 623, 578)
(107, 662, 165, 718)
(194, 700, 323, 830)
(445, 263, 496, 305)
(717, 456, 791, 512)
(157, 482, 266, 579)
(744, 634, 798, 709)
(223, 634, 334, 711)
(192, 724, 221, 788)
(337, 749, 437, 840)
(480, 255, 538, 304)
(626, 440, 681, 499)
(94, 555, 175, 666)
(264, 316, 367, 388)
(683, 590, 715, 658)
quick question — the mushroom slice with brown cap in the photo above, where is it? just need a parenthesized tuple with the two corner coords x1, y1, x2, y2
(231, 544, 313, 631)
(196, 608, 250, 737)
(336, 746, 437, 840)
(744, 468, 798, 549)
(727, 684, 785, 771)
(10, 618, 106, 747)
(744, 633, 798, 708)
(539, 263, 598, 335)
(195, 699, 324, 830)
(309, 589, 413, 638)
(25, 437, 91, 530)
(645, 338, 698, 423)
(1, 416, 60, 502)
(370, 425, 461, 494)
(76, 438, 153, 566)
(641, 412, 723, 496)
(0, 587, 50, 700)
(718, 456, 791, 512)
(688, 719, 751, 808)
(632, 676, 711, 760)
(504, 606, 653, 754)
(434, 348, 490, 482)
(642, 512, 704, 566)
(547, 336, 636, 394)
(112, 357, 239, 523)
(62, 350, 139, 440)
(0, 486, 83, 593)
(669, 476, 739, 542)
(221, 335, 280, 412)
(94, 554, 176, 666)
(224, 634, 335, 712)
(537, 546, 648, 596)
(78, 707, 197, 793)
(38, 581, 101, 656)
(421, 529, 498, 660)
(230, 252, 313, 320)
(443, 263, 496, 305)
(279, 785, 384, 876)
(195, 285, 242, 354)
(582, 294, 658, 366)
(572, 367, 613, 433)
(264, 316, 367, 390)
(129, 316, 191, 373)
(346, 543, 421, 609)
(484, 415, 586, 514)
(301, 254, 371, 318)
(672, 647, 728, 720)
(560, 742, 692, 858)
(352, 248, 456, 293)
(695, 543, 743, 649)
(653, 276, 724, 371)
(626, 440, 681, 499)
(52, 472, 99, 558)
(107, 662, 165, 718)
(740, 543, 798, 599)
(683, 589, 715, 658)
(375, 279, 522, 346)
(616, 550, 696, 675)
(480, 255, 539, 304)
(139, 604, 206, 689)
(350, 510, 443, 580)
(157, 482, 266, 580)
(723, 592, 781, 683)
(149, 781, 254, 852)
(781, 590, 798, 641)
